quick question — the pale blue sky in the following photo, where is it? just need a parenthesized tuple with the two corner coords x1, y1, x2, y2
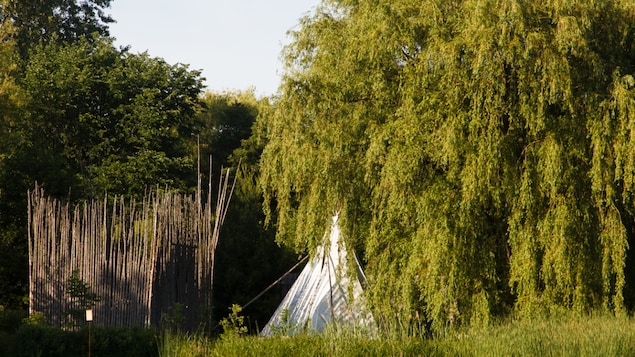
(108, 1, 320, 96)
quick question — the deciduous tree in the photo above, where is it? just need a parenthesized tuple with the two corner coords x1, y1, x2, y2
(0, 17, 27, 309)
(0, 0, 113, 58)
(0, 36, 203, 308)
(195, 92, 299, 329)
(259, 0, 635, 332)
(14, 37, 203, 198)
(196, 91, 260, 176)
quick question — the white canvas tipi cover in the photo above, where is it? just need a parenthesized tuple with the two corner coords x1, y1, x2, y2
(260, 215, 374, 336)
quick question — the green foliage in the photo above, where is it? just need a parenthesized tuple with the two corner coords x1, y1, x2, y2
(0, 308, 27, 334)
(219, 304, 247, 339)
(2, 324, 158, 357)
(161, 303, 185, 333)
(1, 311, 158, 357)
(0, 311, 609, 356)
(13, 37, 203, 198)
(157, 330, 209, 357)
(438, 312, 635, 356)
(198, 93, 299, 331)
(65, 270, 100, 328)
(268, 308, 294, 337)
(1, 38, 202, 313)
(196, 91, 260, 172)
(22, 311, 45, 326)
(259, 0, 635, 332)
(206, 313, 635, 356)
(1, 0, 114, 59)
(212, 165, 298, 331)
(0, 14, 28, 311)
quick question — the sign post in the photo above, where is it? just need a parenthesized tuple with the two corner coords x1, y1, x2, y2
(86, 309, 93, 357)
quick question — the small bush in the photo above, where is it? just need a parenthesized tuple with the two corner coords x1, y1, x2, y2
(87, 326, 158, 357)
(161, 303, 185, 333)
(13, 323, 80, 357)
(1, 322, 158, 357)
(0, 309, 29, 356)
(0, 309, 27, 333)
(219, 304, 247, 339)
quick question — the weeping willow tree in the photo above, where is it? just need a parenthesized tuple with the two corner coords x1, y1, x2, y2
(260, 0, 635, 332)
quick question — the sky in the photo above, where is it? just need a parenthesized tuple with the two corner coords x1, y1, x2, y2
(107, 1, 321, 97)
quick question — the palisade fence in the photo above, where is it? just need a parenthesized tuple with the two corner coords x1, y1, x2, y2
(27, 169, 235, 330)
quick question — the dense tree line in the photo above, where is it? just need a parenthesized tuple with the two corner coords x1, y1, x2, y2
(9, 0, 635, 336)
(260, 0, 635, 332)
(0, 0, 296, 327)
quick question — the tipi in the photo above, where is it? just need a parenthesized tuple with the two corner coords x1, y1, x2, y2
(260, 214, 374, 336)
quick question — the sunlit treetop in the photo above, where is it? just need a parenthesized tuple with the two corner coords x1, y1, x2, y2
(259, 0, 635, 331)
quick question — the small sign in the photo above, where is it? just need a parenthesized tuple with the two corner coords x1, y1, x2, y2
(86, 309, 93, 322)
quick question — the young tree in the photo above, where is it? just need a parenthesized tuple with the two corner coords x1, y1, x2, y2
(259, 0, 635, 332)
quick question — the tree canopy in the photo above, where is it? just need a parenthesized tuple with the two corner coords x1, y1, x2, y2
(11, 37, 204, 198)
(1, 0, 113, 58)
(0, 1, 296, 325)
(0, 0, 209, 308)
(0, 17, 27, 309)
(197, 91, 260, 173)
(259, 0, 635, 332)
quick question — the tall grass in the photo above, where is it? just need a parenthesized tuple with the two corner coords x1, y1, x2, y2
(449, 311, 635, 356)
(159, 312, 635, 356)
(157, 330, 211, 357)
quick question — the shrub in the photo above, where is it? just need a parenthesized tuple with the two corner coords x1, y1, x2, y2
(2, 322, 158, 357)
(219, 304, 247, 339)
(0, 308, 27, 333)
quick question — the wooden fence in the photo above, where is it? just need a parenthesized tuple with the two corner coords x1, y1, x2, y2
(27, 170, 234, 330)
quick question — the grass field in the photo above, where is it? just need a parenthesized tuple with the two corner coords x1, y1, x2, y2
(158, 312, 635, 356)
